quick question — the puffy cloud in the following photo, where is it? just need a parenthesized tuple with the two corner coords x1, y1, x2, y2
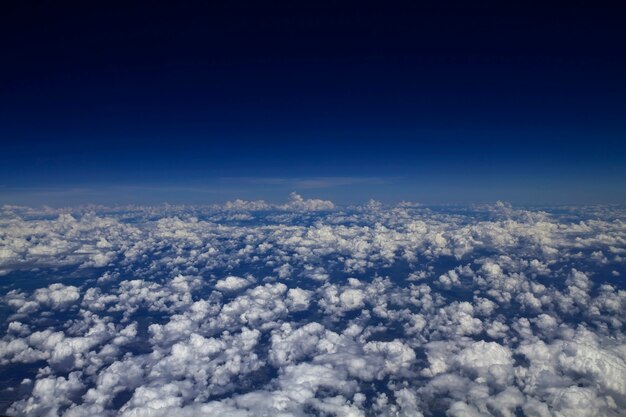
(269, 322, 326, 366)
(2, 202, 626, 416)
(455, 341, 514, 388)
(215, 275, 254, 292)
(221, 193, 334, 212)
(4, 283, 80, 315)
(212, 283, 289, 330)
(8, 372, 85, 417)
(339, 289, 366, 311)
(280, 192, 335, 211)
(33, 283, 81, 310)
(286, 288, 312, 312)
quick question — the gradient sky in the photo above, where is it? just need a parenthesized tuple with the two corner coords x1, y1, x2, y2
(1, 1, 625, 205)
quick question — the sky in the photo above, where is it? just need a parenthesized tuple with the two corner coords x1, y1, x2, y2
(1, 1, 625, 205)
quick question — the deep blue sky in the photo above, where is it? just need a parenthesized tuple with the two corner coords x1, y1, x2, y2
(1, 1, 625, 205)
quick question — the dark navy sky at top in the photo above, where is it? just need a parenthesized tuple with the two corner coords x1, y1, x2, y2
(1, 1, 625, 205)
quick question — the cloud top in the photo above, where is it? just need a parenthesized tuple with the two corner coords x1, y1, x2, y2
(1, 202, 625, 416)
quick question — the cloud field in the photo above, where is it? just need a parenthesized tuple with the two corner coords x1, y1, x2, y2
(0, 196, 625, 416)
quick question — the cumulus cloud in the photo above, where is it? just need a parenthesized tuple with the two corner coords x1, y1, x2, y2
(280, 192, 335, 211)
(221, 192, 334, 212)
(215, 275, 254, 292)
(1, 202, 626, 416)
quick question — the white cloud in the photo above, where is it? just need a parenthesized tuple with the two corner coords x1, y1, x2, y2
(2, 203, 626, 416)
(215, 275, 253, 292)
(280, 192, 335, 211)
(34, 283, 81, 310)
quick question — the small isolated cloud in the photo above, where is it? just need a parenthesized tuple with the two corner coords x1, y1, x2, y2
(215, 276, 254, 292)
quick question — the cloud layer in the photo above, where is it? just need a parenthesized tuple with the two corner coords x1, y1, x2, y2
(1, 198, 625, 416)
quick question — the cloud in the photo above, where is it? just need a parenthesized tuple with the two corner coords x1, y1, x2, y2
(215, 276, 254, 292)
(1, 202, 626, 416)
